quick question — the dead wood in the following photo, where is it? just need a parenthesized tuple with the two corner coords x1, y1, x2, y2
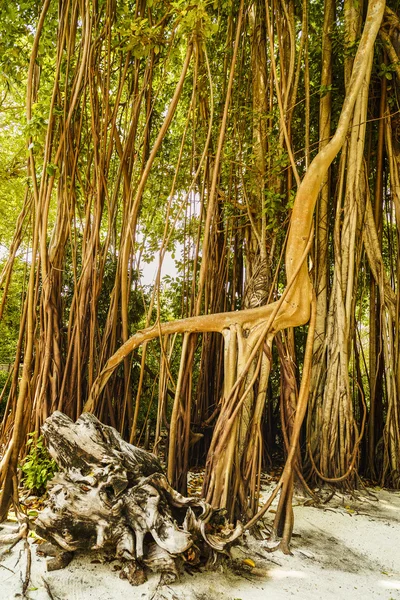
(35, 412, 242, 584)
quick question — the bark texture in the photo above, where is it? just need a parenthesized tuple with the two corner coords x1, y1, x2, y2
(35, 412, 242, 584)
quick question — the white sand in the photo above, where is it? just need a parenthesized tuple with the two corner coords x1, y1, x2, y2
(1, 487, 400, 600)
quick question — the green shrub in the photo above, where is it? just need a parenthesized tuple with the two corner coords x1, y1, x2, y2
(20, 433, 58, 495)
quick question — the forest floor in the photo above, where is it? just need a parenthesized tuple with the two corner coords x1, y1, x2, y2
(1, 478, 400, 600)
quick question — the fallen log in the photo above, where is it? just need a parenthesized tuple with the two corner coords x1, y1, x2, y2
(35, 412, 242, 584)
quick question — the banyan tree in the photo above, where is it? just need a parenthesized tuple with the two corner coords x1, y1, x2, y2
(0, 0, 399, 556)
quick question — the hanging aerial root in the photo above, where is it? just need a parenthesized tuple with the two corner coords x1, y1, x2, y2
(244, 291, 317, 555)
(34, 412, 242, 585)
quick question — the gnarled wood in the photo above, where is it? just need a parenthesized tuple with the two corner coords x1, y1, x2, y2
(35, 412, 242, 584)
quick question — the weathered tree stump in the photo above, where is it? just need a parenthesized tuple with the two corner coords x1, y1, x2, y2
(35, 412, 242, 584)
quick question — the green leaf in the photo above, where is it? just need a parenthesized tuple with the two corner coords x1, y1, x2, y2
(46, 163, 56, 176)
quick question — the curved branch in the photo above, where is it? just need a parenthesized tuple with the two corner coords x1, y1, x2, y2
(85, 0, 385, 416)
(84, 294, 306, 413)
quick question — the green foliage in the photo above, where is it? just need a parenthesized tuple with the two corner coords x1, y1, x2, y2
(0, 258, 26, 363)
(378, 62, 396, 81)
(20, 433, 58, 495)
(118, 14, 163, 57)
(0, 370, 11, 418)
(0, 112, 27, 246)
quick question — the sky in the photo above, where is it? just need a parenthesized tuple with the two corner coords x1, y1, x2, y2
(139, 248, 179, 287)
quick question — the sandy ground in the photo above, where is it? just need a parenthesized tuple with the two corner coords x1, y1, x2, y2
(1, 485, 400, 600)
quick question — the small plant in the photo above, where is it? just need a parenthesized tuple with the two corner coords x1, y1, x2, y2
(20, 433, 58, 495)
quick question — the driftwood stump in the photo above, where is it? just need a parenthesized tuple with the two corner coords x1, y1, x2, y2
(35, 412, 242, 584)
